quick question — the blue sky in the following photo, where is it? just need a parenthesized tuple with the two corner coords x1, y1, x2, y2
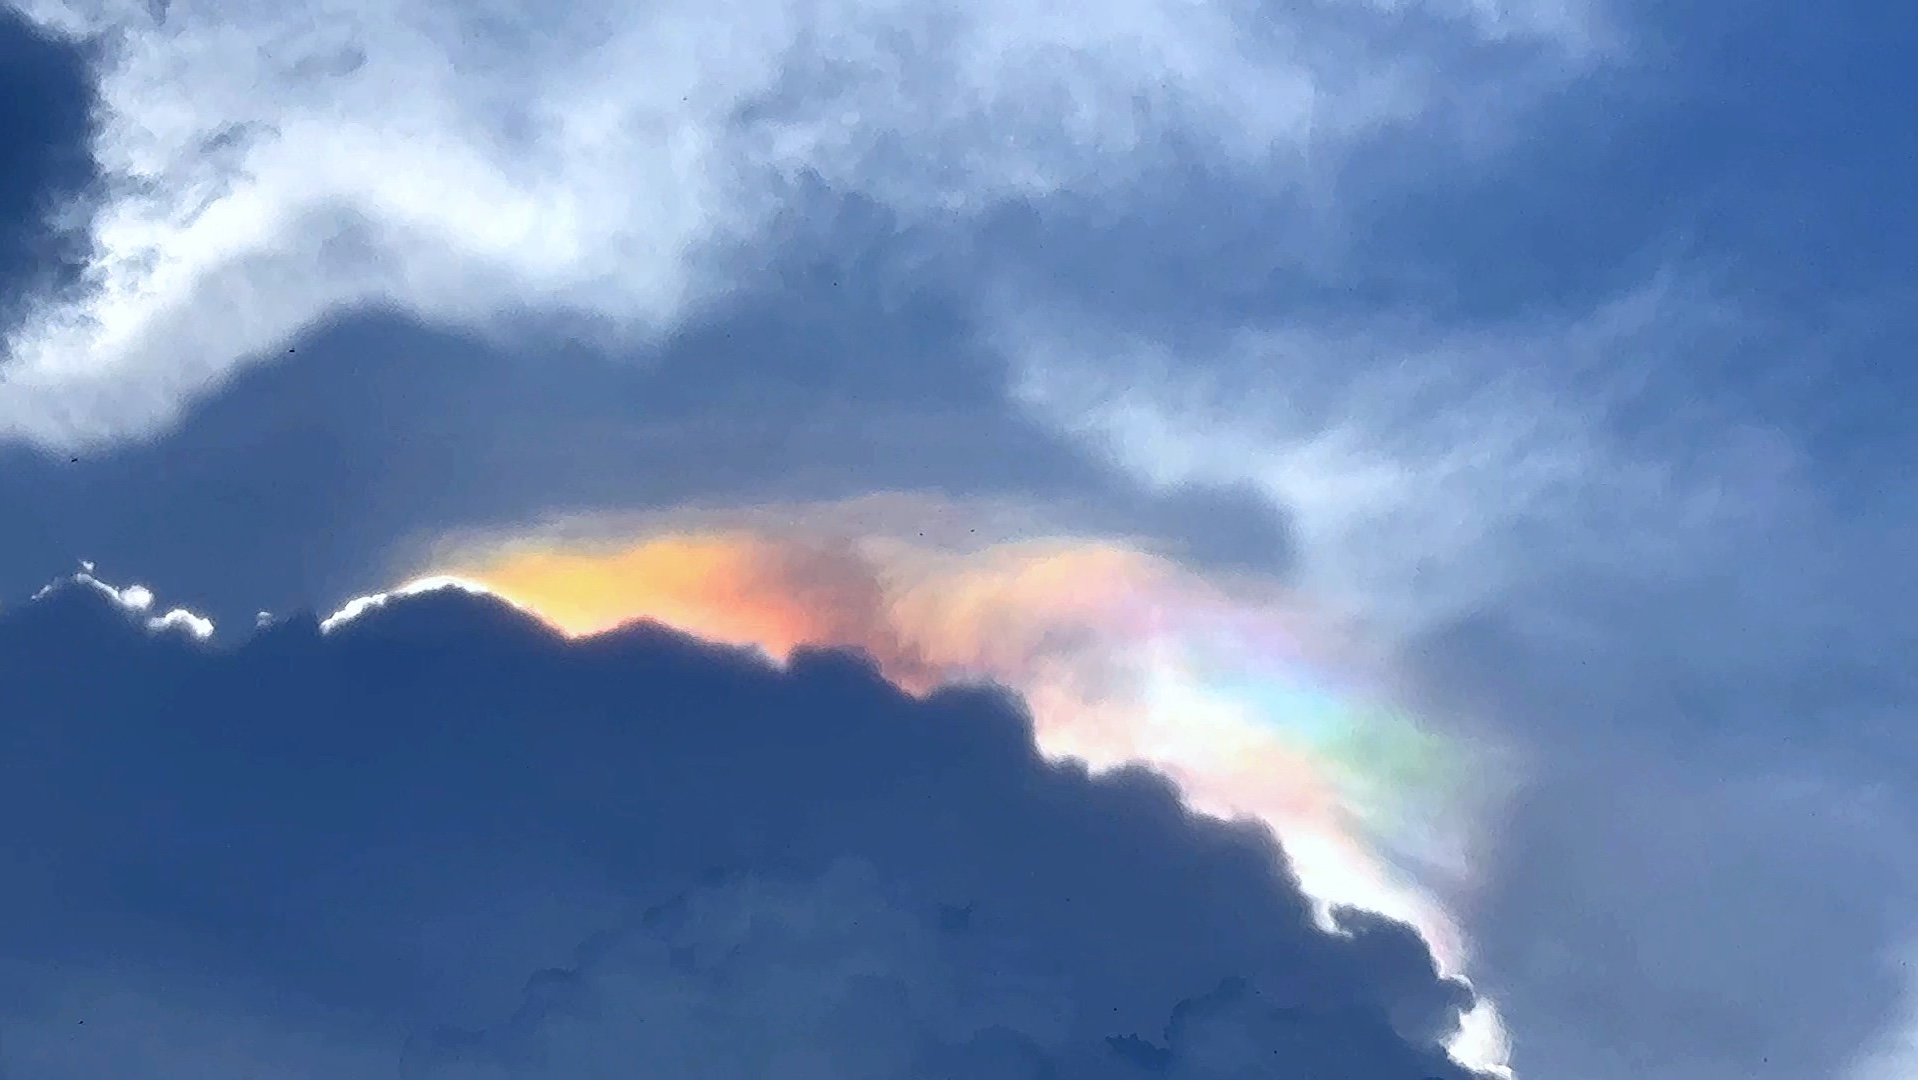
(0, 0, 1914, 1076)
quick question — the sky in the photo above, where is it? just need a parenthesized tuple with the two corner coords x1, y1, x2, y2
(0, 0, 1913, 1076)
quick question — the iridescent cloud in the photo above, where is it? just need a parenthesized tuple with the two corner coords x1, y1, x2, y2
(345, 496, 1521, 1072)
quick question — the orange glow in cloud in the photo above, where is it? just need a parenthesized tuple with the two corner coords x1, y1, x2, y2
(378, 507, 1512, 1074)
(425, 530, 1468, 925)
(449, 534, 925, 677)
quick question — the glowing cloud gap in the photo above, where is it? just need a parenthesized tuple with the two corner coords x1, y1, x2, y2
(334, 516, 1516, 1074)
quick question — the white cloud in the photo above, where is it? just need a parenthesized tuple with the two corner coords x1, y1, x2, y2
(0, 0, 1603, 450)
(316, 573, 518, 634)
(28, 568, 217, 639)
(996, 277, 1808, 631)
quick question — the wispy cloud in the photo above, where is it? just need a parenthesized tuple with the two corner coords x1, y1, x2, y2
(995, 275, 1807, 629)
(0, 0, 1604, 449)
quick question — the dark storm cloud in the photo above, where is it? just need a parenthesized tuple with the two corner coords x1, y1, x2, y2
(0, 577, 1480, 1078)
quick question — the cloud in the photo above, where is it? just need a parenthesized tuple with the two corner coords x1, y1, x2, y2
(23, 568, 218, 639)
(1445, 674, 1918, 1080)
(993, 274, 1809, 629)
(1388, 499, 1918, 1080)
(0, 0, 1911, 1078)
(0, 8, 96, 328)
(401, 861, 1076, 1078)
(405, 863, 1479, 1080)
(0, 289, 1301, 641)
(960, 253, 1918, 1080)
(0, 961, 398, 1080)
(0, 0, 1605, 450)
(417, 515, 1483, 866)
(389, 498, 1517, 1068)
(0, 572, 1497, 1078)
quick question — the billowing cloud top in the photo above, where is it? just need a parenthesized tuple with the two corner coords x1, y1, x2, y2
(0, 572, 1494, 1079)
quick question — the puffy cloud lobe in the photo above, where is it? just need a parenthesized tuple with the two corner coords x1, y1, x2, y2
(0, 576, 1492, 1078)
(26, 567, 218, 639)
(408, 867, 1476, 1080)
(401, 862, 1075, 1079)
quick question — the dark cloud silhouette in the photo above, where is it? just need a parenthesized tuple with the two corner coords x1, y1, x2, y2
(0, 576, 1480, 1078)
